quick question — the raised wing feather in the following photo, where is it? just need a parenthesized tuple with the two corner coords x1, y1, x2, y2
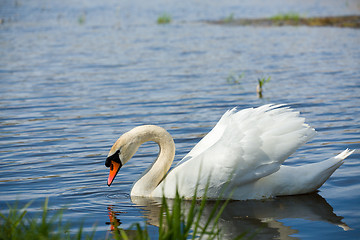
(176, 108, 235, 166)
(156, 104, 316, 198)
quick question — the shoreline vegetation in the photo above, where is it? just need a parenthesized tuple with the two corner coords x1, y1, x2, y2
(0, 190, 250, 240)
(208, 15, 360, 28)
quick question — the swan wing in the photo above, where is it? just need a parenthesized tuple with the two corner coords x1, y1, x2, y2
(176, 108, 235, 166)
(157, 104, 316, 198)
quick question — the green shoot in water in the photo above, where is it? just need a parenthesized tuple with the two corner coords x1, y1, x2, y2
(157, 13, 172, 24)
(227, 72, 245, 84)
(224, 13, 235, 23)
(257, 76, 271, 98)
(257, 76, 271, 89)
(270, 12, 301, 21)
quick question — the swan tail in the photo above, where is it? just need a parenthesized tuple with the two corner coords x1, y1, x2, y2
(325, 149, 354, 172)
(322, 149, 354, 175)
(307, 149, 355, 192)
(265, 149, 355, 197)
(334, 148, 355, 162)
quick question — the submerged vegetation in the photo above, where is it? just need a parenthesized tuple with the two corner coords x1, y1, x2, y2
(226, 72, 244, 84)
(78, 12, 86, 25)
(257, 76, 271, 98)
(157, 13, 172, 24)
(225, 72, 271, 98)
(257, 76, 271, 90)
(210, 14, 360, 28)
(223, 13, 235, 23)
(270, 12, 301, 21)
(0, 190, 250, 239)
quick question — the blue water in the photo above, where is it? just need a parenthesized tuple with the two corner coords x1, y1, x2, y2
(1, 0, 360, 239)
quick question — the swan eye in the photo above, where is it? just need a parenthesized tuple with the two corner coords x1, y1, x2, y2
(105, 149, 121, 167)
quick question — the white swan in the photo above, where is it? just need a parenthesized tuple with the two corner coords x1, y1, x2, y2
(105, 104, 354, 200)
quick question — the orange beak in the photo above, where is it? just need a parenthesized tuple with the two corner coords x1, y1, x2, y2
(105, 149, 122, 186)
(107, 161, 121, 186)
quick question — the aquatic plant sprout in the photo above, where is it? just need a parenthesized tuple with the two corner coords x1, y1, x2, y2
(157, 13, 172, 24)
(226, 72, 244, 84)
(224, 13, 235, 23)
(257, 76, 271, 89)
(270, 12, 301, 21)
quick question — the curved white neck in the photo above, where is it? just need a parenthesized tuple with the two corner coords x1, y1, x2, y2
(130, 125, 175, 197)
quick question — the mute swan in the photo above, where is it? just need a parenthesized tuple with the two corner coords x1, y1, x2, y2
(105, 104, 354, 200)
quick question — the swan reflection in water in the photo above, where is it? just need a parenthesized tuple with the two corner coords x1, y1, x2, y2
(107, 193, 350, 239)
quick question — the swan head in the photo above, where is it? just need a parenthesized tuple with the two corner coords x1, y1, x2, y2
(105, 132, 141, 186)
(105, 125, 175, 189)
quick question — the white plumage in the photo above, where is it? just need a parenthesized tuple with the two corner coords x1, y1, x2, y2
(106, 104, 354, 200)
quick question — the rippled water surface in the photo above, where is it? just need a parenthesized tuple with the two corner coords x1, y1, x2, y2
(1, 0, 360, 239)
